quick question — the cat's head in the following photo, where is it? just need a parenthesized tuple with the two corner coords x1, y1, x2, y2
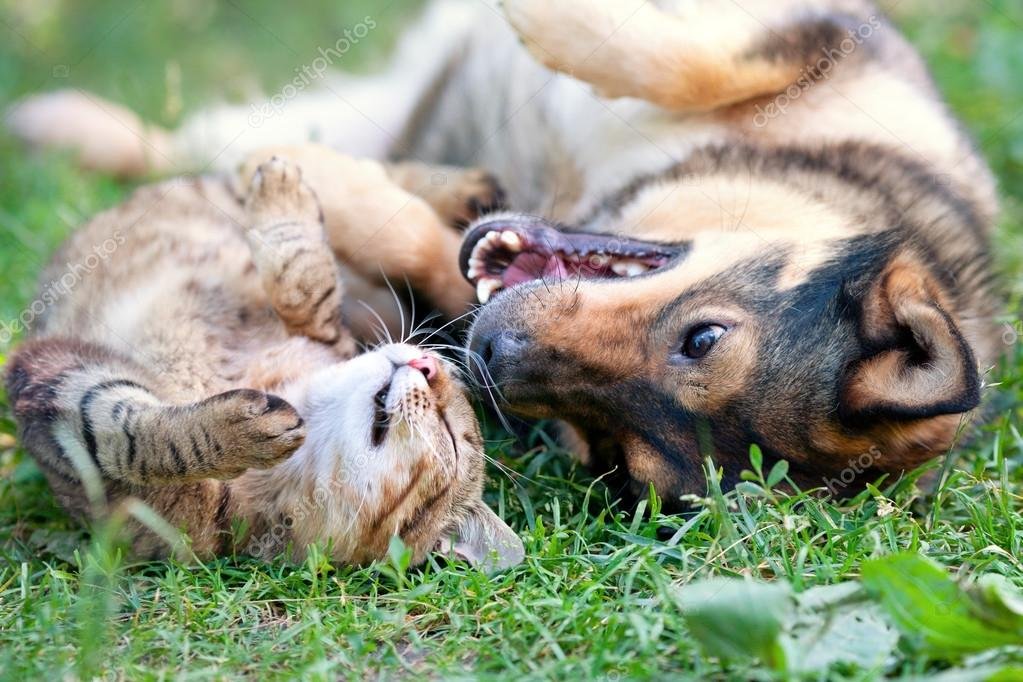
(297, 343, 523, 570)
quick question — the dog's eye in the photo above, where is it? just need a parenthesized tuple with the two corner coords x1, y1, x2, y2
(682, 324, 726, 359)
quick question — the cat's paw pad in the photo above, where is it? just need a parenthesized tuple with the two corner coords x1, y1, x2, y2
(246, 157, 322, 226)
(201, 389, 306, 474)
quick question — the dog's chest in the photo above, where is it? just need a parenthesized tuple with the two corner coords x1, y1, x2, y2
(409, 19, 732, 222)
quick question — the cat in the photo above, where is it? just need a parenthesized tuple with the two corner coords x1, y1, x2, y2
(4, 153, 523, 570)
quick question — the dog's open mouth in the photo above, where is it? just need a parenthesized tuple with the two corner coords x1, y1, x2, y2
(460, 218, 683, 303)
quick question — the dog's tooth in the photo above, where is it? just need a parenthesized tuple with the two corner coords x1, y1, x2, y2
(485, 231, 502, 245)
(611, 262, 630, 276)
(624, 261, 650, 277)
(500, 231, 523, 251)
(467, 256, 486, 280)
(477, 278, 502, 304)
(473, 238, 498, 264)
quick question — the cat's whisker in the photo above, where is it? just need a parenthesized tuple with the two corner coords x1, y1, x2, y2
(406, 311, 448, 345)
(401, 275, 418, 345)
(377, 271, 409, 344)
(414, 305, 482, 347)
(480, 450, 524, 486)
(357, 300, 395, 346)
(417, 340, 514, 421)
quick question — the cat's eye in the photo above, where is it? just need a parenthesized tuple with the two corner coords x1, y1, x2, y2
(681, 324, 727, 359)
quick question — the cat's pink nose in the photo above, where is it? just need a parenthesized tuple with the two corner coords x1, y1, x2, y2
(408, 355, 439, 383)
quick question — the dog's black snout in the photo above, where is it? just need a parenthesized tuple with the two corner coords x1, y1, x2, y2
(469, 330, 530, 383)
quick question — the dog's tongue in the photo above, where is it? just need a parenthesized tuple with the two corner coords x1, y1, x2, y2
(541, 254, 569, 281)
(503, 252, 570, 287)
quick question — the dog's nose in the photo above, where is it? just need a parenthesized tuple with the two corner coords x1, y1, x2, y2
(471, 330, 530, 380)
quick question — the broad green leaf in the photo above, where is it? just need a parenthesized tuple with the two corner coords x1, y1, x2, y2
(782, 582, 898, 674)
(862, 553, 1023, 659)
(785, 600, 897, 673)
(967, 574, 1023, 636)
(676, 578, 793, 669)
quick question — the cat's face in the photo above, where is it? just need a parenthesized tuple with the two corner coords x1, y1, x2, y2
(299, 344, 522, 569)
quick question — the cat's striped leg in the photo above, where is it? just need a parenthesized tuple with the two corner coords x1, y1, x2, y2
(5, 338, 306, 490)
(244, 157, 354, 355)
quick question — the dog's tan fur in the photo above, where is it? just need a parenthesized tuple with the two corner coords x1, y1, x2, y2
(8, 0, 1001, 506)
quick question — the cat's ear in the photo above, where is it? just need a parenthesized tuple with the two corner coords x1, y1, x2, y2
(438, 502, 524, 572)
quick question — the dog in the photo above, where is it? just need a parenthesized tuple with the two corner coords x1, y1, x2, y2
(8, 0, 1001, 509)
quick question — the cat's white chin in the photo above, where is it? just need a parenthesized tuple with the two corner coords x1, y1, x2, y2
(284, 343, 457, 492)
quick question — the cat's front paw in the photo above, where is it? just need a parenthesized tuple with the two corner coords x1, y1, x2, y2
(245, 156, 322, 227)
(198, 389, 306, 476)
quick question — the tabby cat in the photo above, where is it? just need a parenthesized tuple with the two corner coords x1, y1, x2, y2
(4, 153, 523, 569)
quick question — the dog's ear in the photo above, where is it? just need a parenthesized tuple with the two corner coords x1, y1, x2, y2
(841, 253, 981, 424)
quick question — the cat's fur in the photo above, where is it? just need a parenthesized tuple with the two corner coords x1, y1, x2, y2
(4, 154, 523, 568)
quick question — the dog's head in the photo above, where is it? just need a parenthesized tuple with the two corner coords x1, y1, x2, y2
(461, 150, 989, 507)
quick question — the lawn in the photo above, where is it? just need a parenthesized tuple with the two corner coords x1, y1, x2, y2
(0, 0, 1021, 679)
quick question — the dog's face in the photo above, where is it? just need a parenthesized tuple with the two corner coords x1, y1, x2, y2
(461, 171, 983, 507)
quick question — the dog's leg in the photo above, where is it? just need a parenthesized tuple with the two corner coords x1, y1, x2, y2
(239, 144, 474, 318)
(5, 75, 428, 178)
(5, 2, 483, 177)
(503, 0, 868, 112)
(385, 162, 506, 229)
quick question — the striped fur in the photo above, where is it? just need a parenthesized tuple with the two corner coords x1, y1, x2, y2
(5, 157, 522, 567)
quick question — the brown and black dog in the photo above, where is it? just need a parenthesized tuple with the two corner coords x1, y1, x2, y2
(443, 0, 1001, 505)
(8, 0, 1001, 508)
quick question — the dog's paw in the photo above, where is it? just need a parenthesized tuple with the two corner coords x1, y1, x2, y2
(502, 0, 632, 76)
(198, 389, 306, 476)
(447, 169, 507, 228)
(245, 156, 322, 227)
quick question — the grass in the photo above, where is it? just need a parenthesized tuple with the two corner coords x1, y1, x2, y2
(0, 0, 1021, 679)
